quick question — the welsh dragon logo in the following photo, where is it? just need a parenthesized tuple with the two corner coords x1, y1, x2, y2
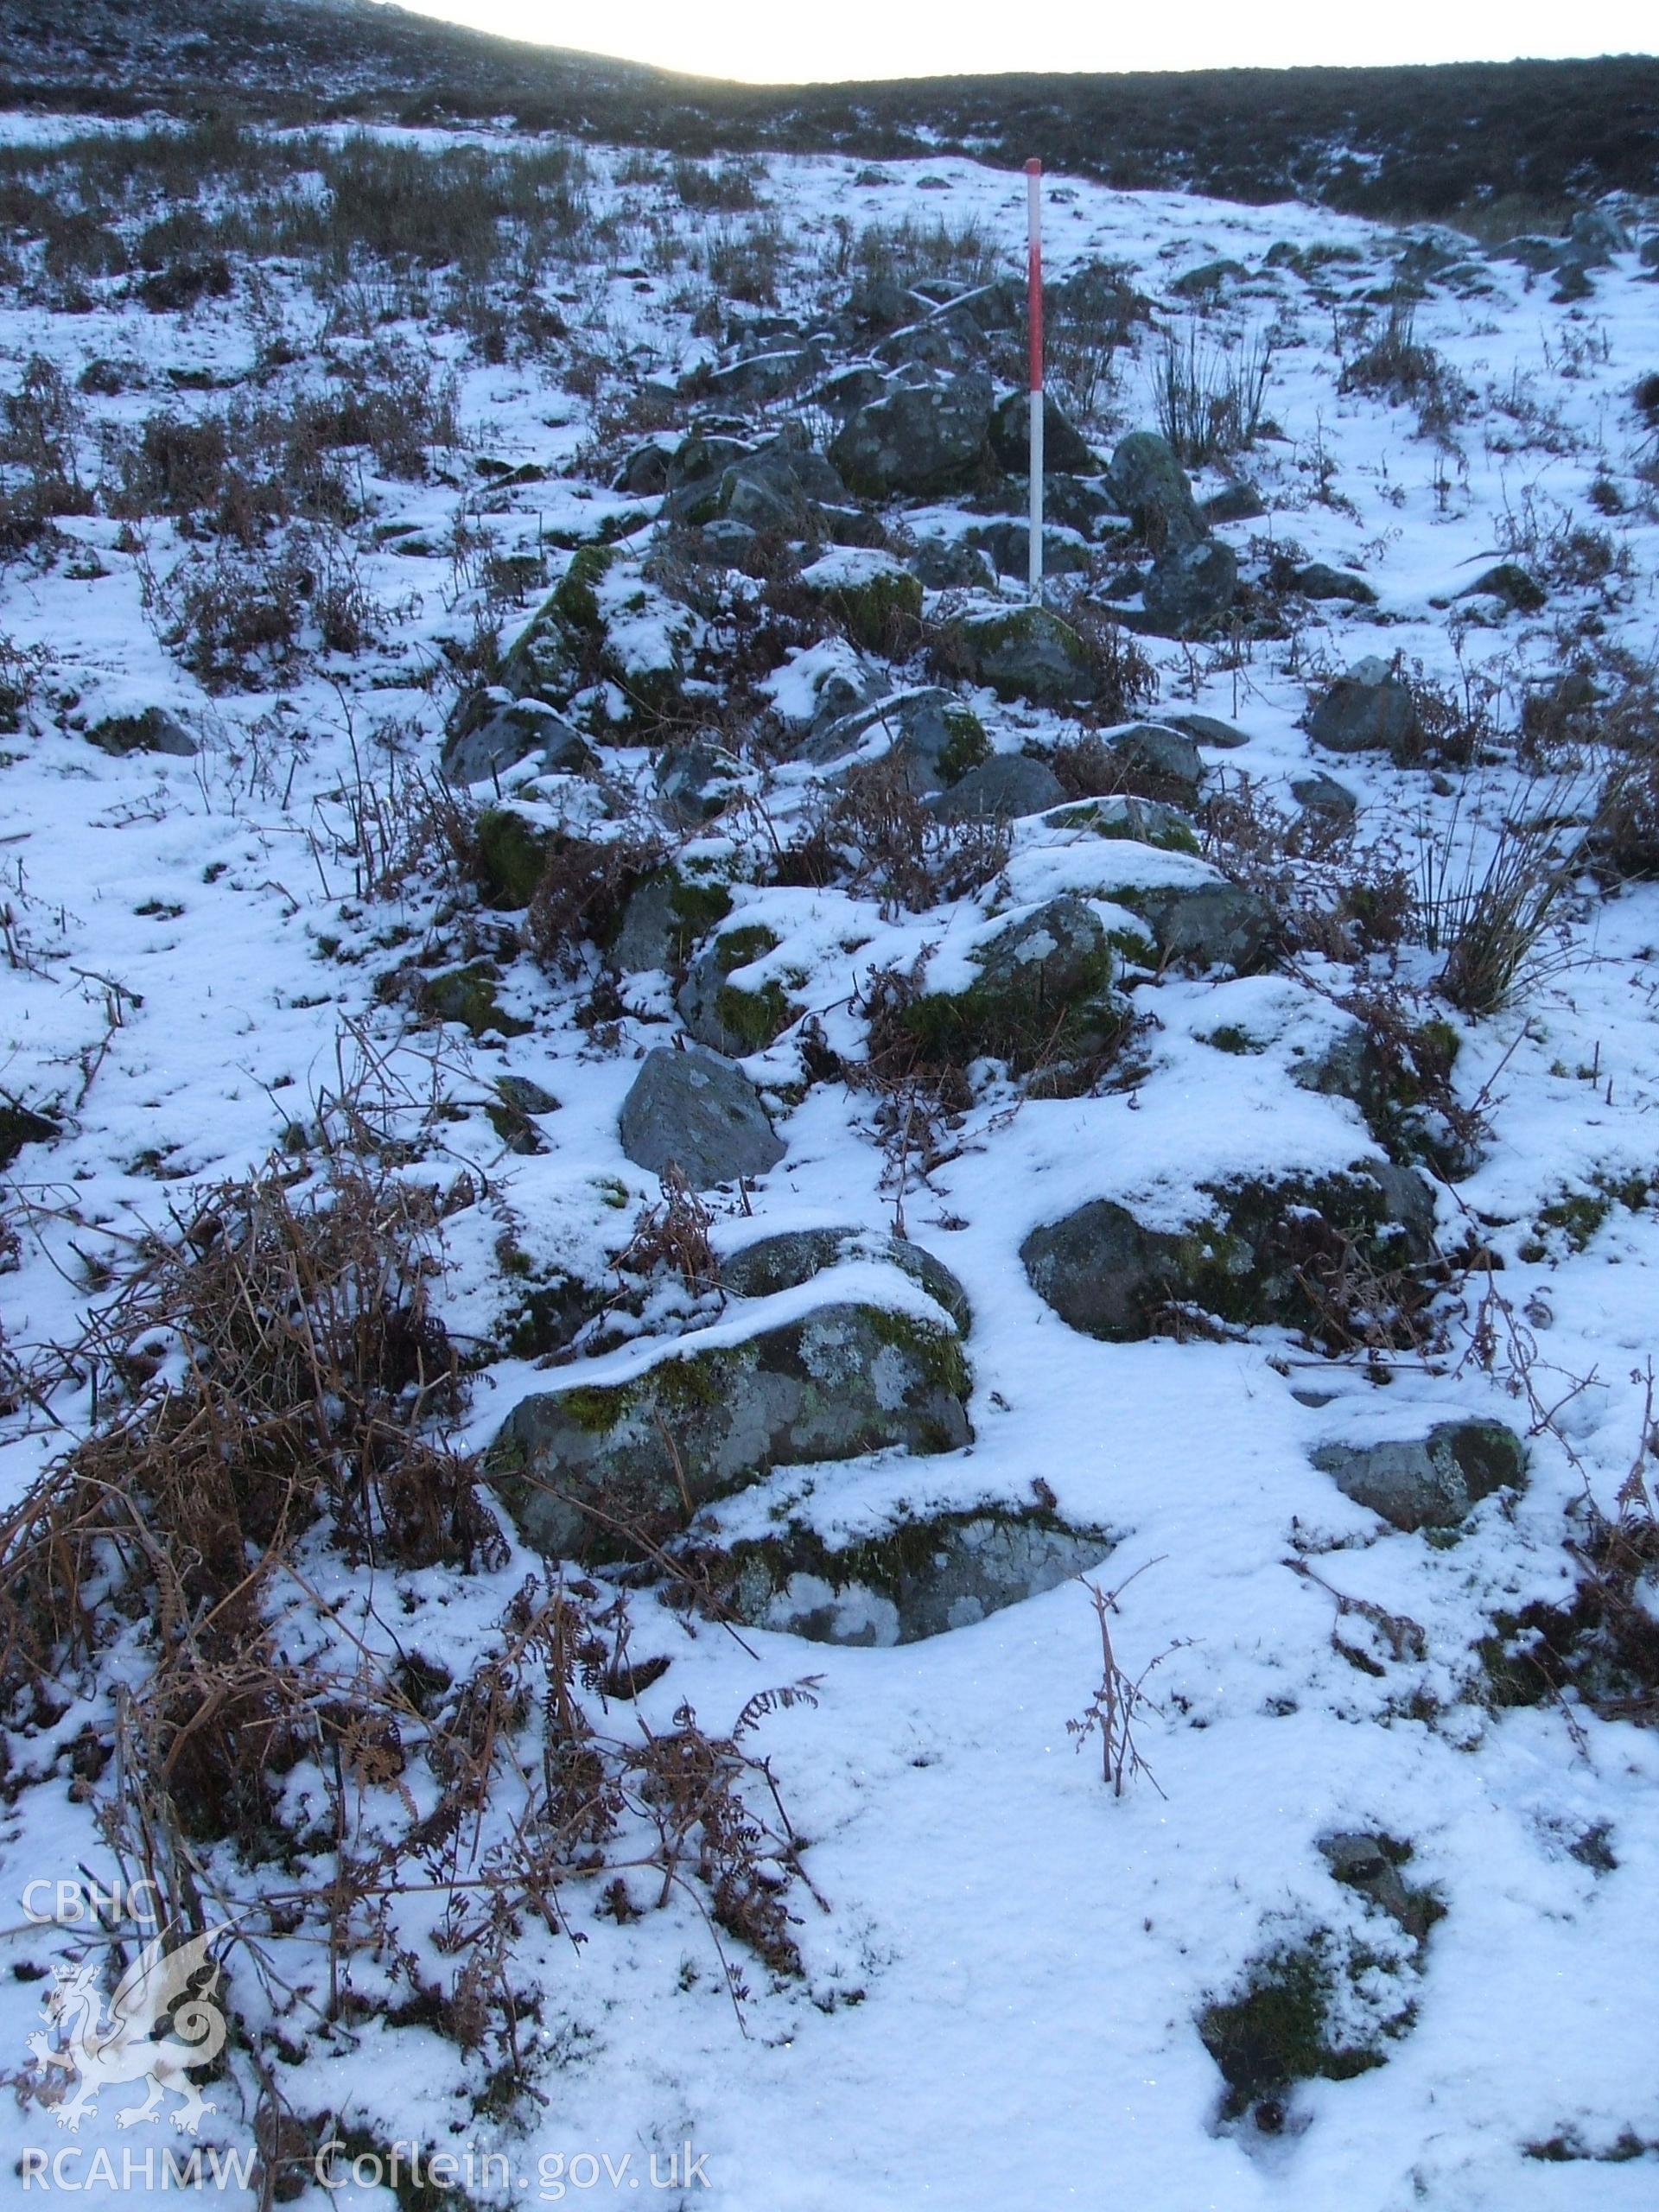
(27, 1919, 236, 2135)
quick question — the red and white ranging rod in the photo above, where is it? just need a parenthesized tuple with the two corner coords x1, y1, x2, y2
(1026, 156, 1044, 605)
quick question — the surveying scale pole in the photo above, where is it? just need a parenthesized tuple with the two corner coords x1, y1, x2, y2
(1026, 157, 1043, 604)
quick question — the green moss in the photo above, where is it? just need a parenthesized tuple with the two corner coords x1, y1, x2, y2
(813, 566, 923, 652)
(937, 705, 991, 786)
(712, 980, 793, 1052)
(548, 543, 615, 632)
(1199, 1942, 1389, 2122)
(474, 807, 550, 911)
(416, 962, 531, 1039)
(1204, 1025, 1262, 1056)
(903, 941, 1121, 1075)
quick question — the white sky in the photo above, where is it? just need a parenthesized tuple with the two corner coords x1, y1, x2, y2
(389, 0, 1655, 85)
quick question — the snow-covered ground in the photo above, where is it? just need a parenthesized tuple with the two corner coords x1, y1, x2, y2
(1, 122, 1658, 2210)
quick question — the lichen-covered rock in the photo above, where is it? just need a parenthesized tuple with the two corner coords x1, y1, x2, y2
(931, 753, 1066, 823)
(902, 897, 1120, 1072)
(1022, 1165, 1437, 1343)
(947, 606, 1096, 707)
(828, 370, 994, 498)
(720, 1225, 971, 1332)
(1115, 879, 1273, 971)
(1042, 794, 1200, 853)
(1312, 1421, 1525, 1531)
(1108, 430, 1205, 550)
(1307, 658, 1422, 759)
(487, 1302, 973, 1560)
(617, 1046, 785, 1188)
(473, 805, 552, 910)
(1141, 538, 1238, 638)
(677, 924, 798, 1056)
(713, 1504, 1110, 1645)
(807, 688, 986, 789)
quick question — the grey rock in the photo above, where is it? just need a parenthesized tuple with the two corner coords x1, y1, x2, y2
(808, 364, 888, 417)
(728, 1507, 1110, 1646)
(655, 743, 741, 828)
(931, 753, 1066, 823)
(1292, 771, 1359, 817)
(969, 518, 1095, 581)
(1459, 562, 1545, 613)
(676, 928, 795, 1057)
(829, 370, 994, 498)
(703, 347, 811, 404)
(488, 1300, 971, 1559)
(1202, 481, 1268, 525)
(617, 1046, 784, 1188)
(1312, 1420, 1526, 1531)
(1108, 430, 1205, 550)
(1307, 658, 1422, 760)
(86, 707, 197, 758)
(1120, 880, 1273, 970)
(1161, 711, 1249, 749)
(613, 441, 673, 496)
(805, 687, 982, 790)
(989, 391, 1095, 474)
(1567, 207, 1631, 264)
(1294, 561, 1377, 605)
(1022, 1165, 1433, 1342)
(1108, 722, 1205, 805)
(721, 1225, 971, 1332)
(695, 517, 762, 567)
(904, 534, 995, 589)
(1319, 1834, 1433, 1942)
(1171, 257, 1249, 298)
(949, 606, 1096, 707)
(1141, 537, 1238, 638)
(442, 693, 590, 785)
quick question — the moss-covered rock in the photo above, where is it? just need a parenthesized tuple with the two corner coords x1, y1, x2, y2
(947, 607, 1097, 708)
(1021, 1164, 1436, 1344)
(610, 868, 734, 974)
(1043, 795, 1200, 854)
(415, 962, 532, 1039)
(799, 549, 923, 651)
(901, 897, 1121, 1074)
(677, 924, 799, 1056)
(472, 806, 553, 911)
(487, 1300, 974, 1561)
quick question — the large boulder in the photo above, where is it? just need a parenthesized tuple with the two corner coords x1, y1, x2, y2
(1312, 1421, 1526, 1531)
(947, 606, 1096, 708)
(1141, 538, 1238, 638)
(487, 1301, 973, 1560)
(711, 1503, 1111, 1646)
(617, 1046, 785, 1187)
(1118, 880, 1273, 971)
(989, 391, 1095, 474)
(1108, 431, 1205, 550)
(829, 371, 994, 498)
(1107, 722, 1205, 806)
(1021, 1165, 1436, 1343)
(1307, 658, 1423, 760)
